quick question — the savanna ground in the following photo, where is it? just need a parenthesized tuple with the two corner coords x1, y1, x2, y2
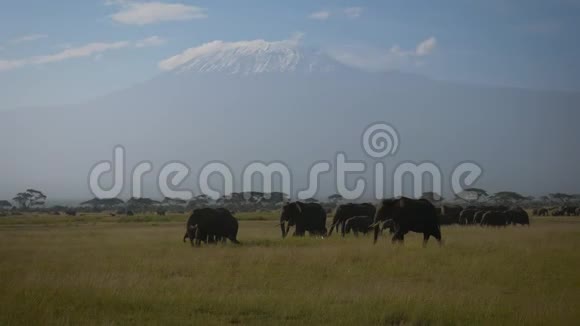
(0, 212, 579, 325)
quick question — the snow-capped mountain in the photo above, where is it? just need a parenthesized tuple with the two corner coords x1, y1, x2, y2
(158, 37, 351, 74)
(0, 38, 579, 200)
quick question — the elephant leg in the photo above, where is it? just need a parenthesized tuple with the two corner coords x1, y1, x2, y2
(195, 229, 203, 247)
(433, 228, 442, 246)
(391, 231, 404, 244)
(423, 233, 430, 247)
(295, 226, 305, 237)
(188, 229, 196, 247)
(353, 229, 359, 237)
(398, 232, 405, 243)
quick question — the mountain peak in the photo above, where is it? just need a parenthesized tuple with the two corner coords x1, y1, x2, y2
(158, 36, 350, 75)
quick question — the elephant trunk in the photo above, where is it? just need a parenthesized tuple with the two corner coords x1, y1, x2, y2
(280, 220, 287, 238)
(327, 215, 338, 236)
(280, 221, 286, 238)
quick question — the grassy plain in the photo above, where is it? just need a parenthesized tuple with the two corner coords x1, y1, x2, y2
(0, 213, 579, 325)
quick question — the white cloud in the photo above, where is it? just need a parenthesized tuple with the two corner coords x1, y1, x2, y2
(110, 1, 207, 25)
(0, 59, 27, 72)
(309, 11, 331, 20)
(416, 37, 437, 56)
(343, 7, 363, 19)
(135, 36, 166, 47)
(10, 34, 48, 44)
(32, 41, 130, 64)
(0, 37, 163, 72)
(328, 37, 437, 71)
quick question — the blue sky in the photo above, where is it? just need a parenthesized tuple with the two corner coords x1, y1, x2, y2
(1, 0, 579, 109)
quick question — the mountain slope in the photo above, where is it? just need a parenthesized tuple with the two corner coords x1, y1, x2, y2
(0, 44, 579, 200)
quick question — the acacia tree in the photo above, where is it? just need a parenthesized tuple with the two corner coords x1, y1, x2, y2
(0, 200, 12, 210)
(81, 198, 125, 211)
(161, 197, 187, 213)
(328, 194, 344, 204)
(455, 188, 488, 204)
(127, 197, 160, 212)
(491, 191, 529, 205)
(12, 189, 47, 209)
(549, 193, 574, 204)
(162, 197, 187, 206)
(186, 195, 211, 210)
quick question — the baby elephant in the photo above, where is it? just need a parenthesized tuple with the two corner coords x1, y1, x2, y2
(344, 216, 374, 236)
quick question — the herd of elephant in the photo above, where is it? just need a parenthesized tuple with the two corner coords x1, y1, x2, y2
(183, 197, 537, 247)
(532, 206, 580, 217)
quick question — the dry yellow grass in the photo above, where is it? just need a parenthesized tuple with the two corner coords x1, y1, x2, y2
(0, 215, 579, 325)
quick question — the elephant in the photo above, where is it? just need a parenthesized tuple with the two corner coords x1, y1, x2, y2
(505, 207, 529, 225)
(563, 206, 578, 216)
(459, 209, 477, 225)
(328, 203, 376, 236)
(439, 205, 463, 225)
(184, 208, 240, 246)
(480, 211, 507, 227)
(551, 207, 565, 216)
(473, 210, 487, 224)
(280, 202, 327, 238)
(538, 208, 549, 216)
(343, 216, 374, 236)
(576, 208, 580, 216)
(373, 197, 442, 246)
